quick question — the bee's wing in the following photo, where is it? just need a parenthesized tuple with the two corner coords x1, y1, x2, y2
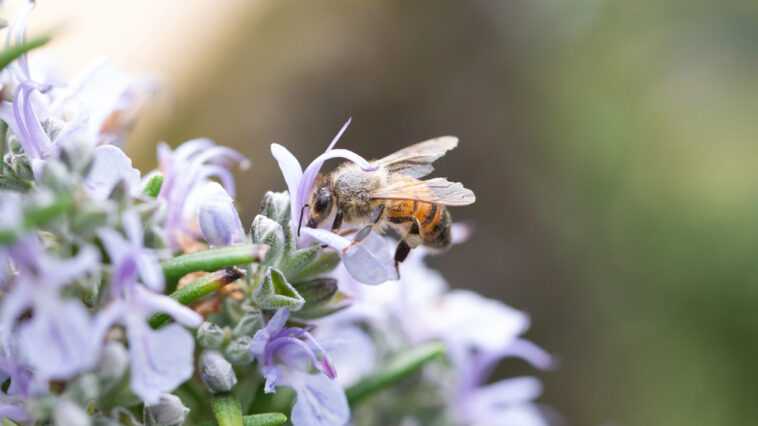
(369, 177, 475, 206)
(374, 136, 459, 178)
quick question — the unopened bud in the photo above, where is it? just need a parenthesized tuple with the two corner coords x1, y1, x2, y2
(233, 309, 265, 338)
(198, 182, 245, 247)
(54, 399, 90, 426)
(224, 336, 255, 366)
(143, 393, 190, 426)
(98, 342, 129, 384)
(259, 190, 291, 227)
(197, 322, 225, 349)
(250, 215, 284, 263)
(199, 350, 238, 393)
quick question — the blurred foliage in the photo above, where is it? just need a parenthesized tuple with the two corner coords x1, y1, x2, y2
(131, 0, 758, 424)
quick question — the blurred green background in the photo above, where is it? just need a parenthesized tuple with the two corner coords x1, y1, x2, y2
(129, 0, 758, 424)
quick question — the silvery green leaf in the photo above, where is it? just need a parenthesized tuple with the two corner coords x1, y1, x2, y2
(232, 309, 265, 338)
(250, 214, 284, 264)
(289, 278, 347, 320)
(39, 160, 73, 192)
(64, 374, 100, 405)
(197, 322, 225, 349)
(292, 278, 338, 306)
(224, 335, 255, 366)
(0, 166, 32, 192)
(259, 190, 291, 227)
(253, 267, 304, 311)
(285, 251, 340, 283)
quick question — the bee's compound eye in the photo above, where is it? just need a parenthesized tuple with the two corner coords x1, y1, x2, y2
(315, 193, 331, 213)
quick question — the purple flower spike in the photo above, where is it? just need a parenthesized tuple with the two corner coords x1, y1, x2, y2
(156, 139, 249, 248)
(197, 182, 245, 247)
(0, 238, 101, 380)
(251, 309, 349, 426)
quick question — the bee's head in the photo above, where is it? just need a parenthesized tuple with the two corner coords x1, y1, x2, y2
(307, 176, 333, 228)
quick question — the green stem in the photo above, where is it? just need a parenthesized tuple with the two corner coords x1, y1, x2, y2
(161, 244, 267, 291)
(346, 341, 446, 405)
(148, 267, 245, 328)
(212, 392, 244, 426)
(195, 413, 287, 426)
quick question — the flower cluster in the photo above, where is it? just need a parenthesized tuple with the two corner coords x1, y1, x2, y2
(0, 3, 555, 426)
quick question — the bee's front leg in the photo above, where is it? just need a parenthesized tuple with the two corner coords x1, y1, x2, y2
(341, 205, 385, 253)
(331, 209, 344, 233)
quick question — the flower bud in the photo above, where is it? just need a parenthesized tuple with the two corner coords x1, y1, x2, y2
(224, 336, 255, 366)
(197, 321, 225, 349)
(232, 309, 265, 338)
(259, 190, 291, 227)
(98, 342, 129, 384)
(143, 393, 190, 426)
(250, 214, 284, 263)
(198, 182, 245, 247)
(54, 399, 90, 426)
(199, 350, 238, 393)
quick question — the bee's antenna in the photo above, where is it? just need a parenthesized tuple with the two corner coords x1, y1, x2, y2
(297, 204, 309, 237)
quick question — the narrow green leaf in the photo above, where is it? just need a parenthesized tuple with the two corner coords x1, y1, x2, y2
(141, 172, 164, 197)
(161, 244, 267, 282)
(149, 267, 245, 328)
(0, 34, 51, 71)
(212, 392, 243, 426)
(346, 341, 446, 405)
(195, 413, 287, 426)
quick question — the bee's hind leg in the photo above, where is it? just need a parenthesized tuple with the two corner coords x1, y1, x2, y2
(341, 205, 385, 253)
(394, 219, 421, 272)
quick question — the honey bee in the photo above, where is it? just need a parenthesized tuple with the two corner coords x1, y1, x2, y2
(305, 136, 475, 269)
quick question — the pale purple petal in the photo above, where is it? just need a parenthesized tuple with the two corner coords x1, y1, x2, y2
(52, 105, 90, 146)
(261, 365, 284, 394)
(0, 404, 30, 422)
(85, 145, 141, 201)
(0, 287, 32, 346)
(135, 286, 202, 328)
(419, 290, 529, 353)
(498, 338, 557, 371)
(122, 209, 144, 244)
(301, 228, 397, 285)
(462, 377, 547, 426)
(284, 370, 350, 426)
(93, 299, 127, 342)
(135, 252, 166, 293)
(18, 299, 99, 379)
(127, 320, 196, 405)
(270, 143, 303, 224)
